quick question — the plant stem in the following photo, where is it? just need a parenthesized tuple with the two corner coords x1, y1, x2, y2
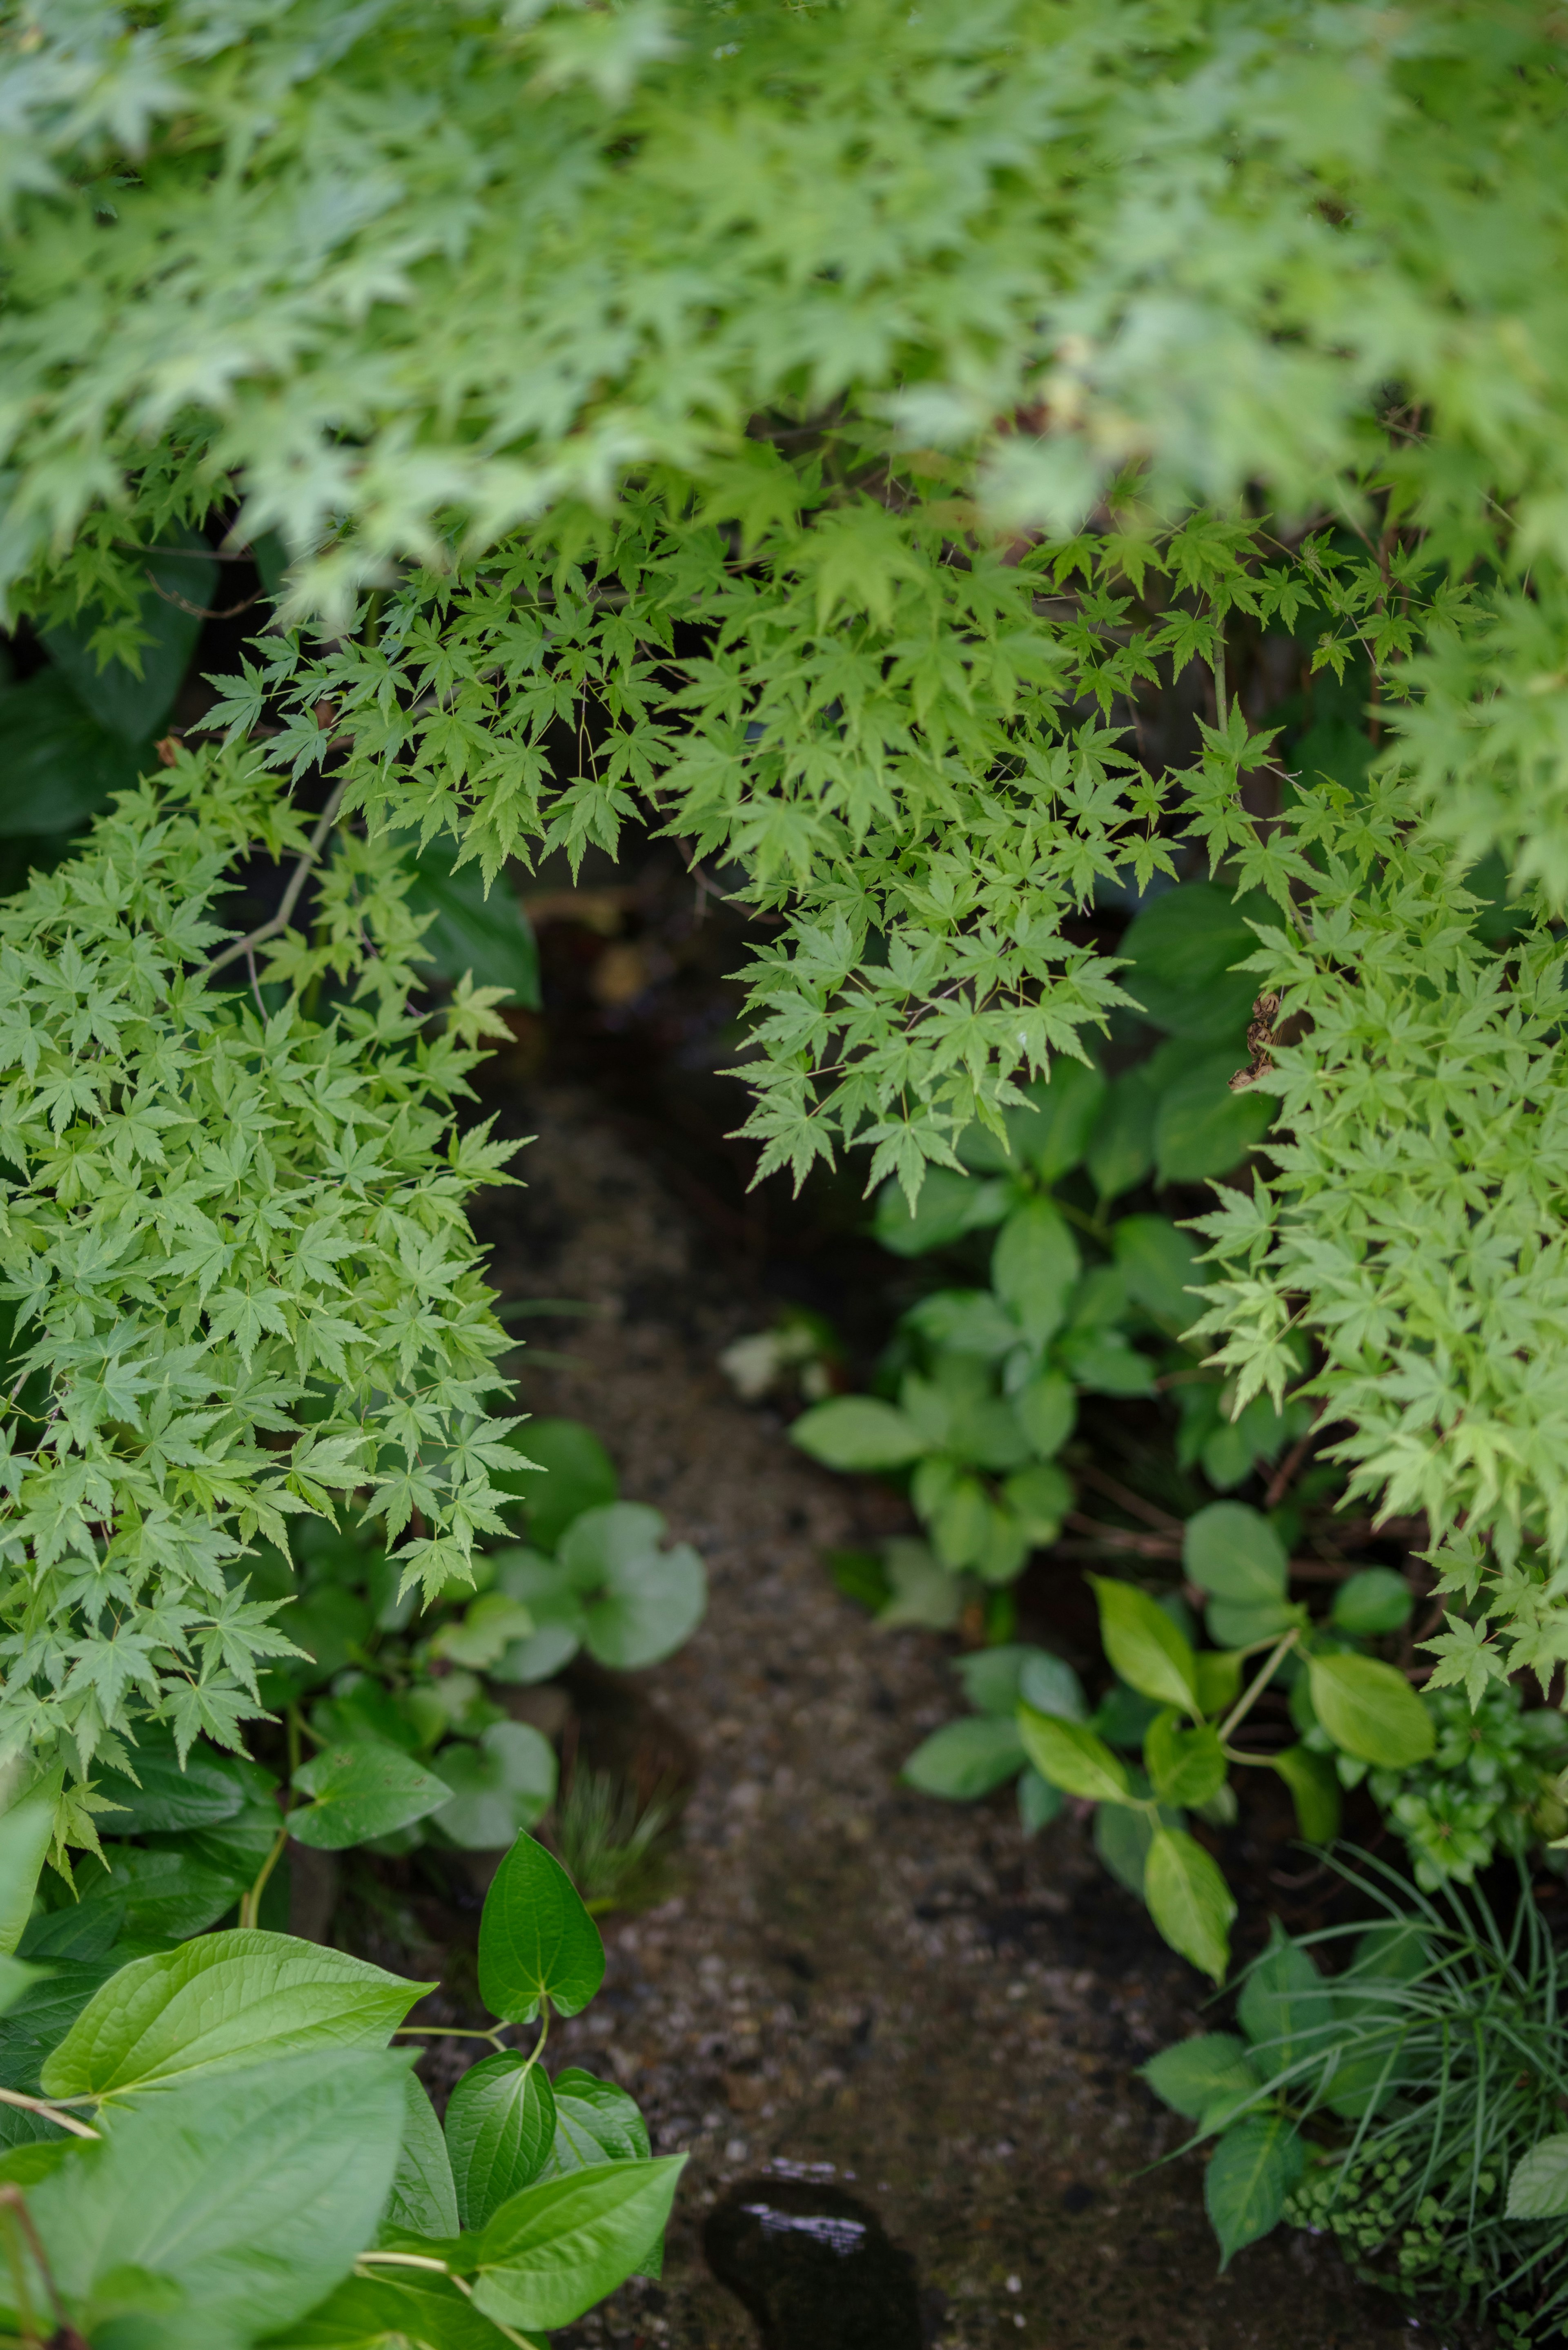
(0, 2090, 98, 2142)
(205, 777, 347, 980)
(0, 2187, 89, 2348)
(239, 1819, 290, 1930)
(1218, 1628, 1300, 1745)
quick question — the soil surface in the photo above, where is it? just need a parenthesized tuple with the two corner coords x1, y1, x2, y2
(411, 1086, 1470, 2350)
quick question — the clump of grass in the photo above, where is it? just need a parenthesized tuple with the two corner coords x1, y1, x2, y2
(1239, 1853, 1568, 2345)
(549, 1765, 681, 1915)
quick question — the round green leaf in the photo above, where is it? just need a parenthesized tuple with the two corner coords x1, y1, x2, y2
(431, 1723, 558, 1851)
(1016, 1706, 1131, 1803)
(492, 1418, 618, 1549)
(1330, 1567, 1414, 1637)
(1183, 1503, 1288, 1603)
(1307, 1653, 1436, 1768)
(479, 1833, 605, 2025)
(1089, 1575, 1199, 1711)
(1143, 1826, 1235, 1983)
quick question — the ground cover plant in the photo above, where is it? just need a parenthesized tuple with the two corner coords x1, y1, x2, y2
(1143, 1857, 1568, 2347)
(0, 1782, 682, 2349)
(5, 0, 1568, 2339)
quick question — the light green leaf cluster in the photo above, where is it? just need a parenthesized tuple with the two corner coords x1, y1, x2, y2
(7, 0, 1568, 1663)
(0, 747, 521, 1807)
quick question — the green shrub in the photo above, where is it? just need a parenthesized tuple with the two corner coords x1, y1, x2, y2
(0, 1786, 681, 2348)
(1144, 1859, 1568, 2346)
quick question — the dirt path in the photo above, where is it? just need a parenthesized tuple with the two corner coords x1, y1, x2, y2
(466, 1089, 1432, 2350)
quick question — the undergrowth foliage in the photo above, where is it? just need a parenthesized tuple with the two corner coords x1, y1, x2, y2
(0, 749, 523, 1845)
(5, 1, 1568, 1810)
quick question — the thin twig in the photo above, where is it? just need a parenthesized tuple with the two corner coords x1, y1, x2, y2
(205, 778, 347, 980)
(1263, 1412, 1325, 1510)
(0, 2089, 98, 2142)
(1072, 1461, 1185, 1537)
(1061, 1511, 1180, 1559)
(0, 2184, 92, 2348)
(144, 570, 263, 621)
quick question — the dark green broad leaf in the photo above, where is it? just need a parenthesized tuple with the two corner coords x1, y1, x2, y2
(42, 530, 216, 742)
(470, 2156, 686, 2332)
(1330, 1567, 1414, 1637)
(0, 1958, 121, 2099)
(29, 2050, 408, 2350)
(1306, 1653, 1435, 1768)
(491, 1416, 618, 1548)
(430, 1723, 557, 1851)
(1120, 881, 1267, 1043)
(85, 1724, 266, 1836)
(873, 1166, 1011, 1256)
(555, 1503, 708, 1671)
(1236, 1922, 1332, 2081)
(42, 1928, 433, 2099)
(991, 1197, 1079, 1347)
(1111, 1214, 1203, 1330)
(398, 829, 541, 1007)
(446, 2052, 558, 2229)
(1182, 1503, 1288, 1605)
(1086, 1065, 1157, 1202)
(1140, 2032, 1261, 2131)
(0, 669, 144, 836)
(149, 1796, 285, 1882)
(1204, 2114, 1306, 2266)
(902, 1715, 1026, 1800)
(78, 1842, 247, 1940)
(261, 2268, 519, 2348)
(790, 1396, 927, 1473)
(959, 1061, 1106, 1182)
(479, 1834, 605, 2025)
(289, 1741, 453, 1850)
(381, 2074, 459, 2241)
(1152, 1049, 1273, 1185)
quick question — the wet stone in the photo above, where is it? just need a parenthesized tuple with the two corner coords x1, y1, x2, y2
(704, 2176, 923, 2350)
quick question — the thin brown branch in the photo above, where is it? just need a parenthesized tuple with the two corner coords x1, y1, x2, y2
(1072, 1461, 1185, 1537)
(204, 779, 347, 981)
(0, 2183, 91, 2348)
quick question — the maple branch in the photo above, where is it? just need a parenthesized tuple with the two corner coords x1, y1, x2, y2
(205, 778, 347, 980)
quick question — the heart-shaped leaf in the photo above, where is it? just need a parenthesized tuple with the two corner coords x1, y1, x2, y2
(478, 1834, 604, 2025)
(289, 1743, 452, 1851)
(446, 2053, 557, 2228)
